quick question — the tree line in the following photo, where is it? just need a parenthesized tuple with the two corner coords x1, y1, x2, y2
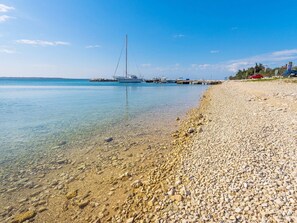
(229, 63, 296, 80)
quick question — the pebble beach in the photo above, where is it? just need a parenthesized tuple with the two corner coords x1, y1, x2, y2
(1, 80, 297, 222)
(116, 80, 297, 222)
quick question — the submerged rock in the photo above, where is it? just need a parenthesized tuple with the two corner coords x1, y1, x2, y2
(131, 180, 143, 188)
(12, 210, 36, 223)
(66, 190, 78, 200)
(78, 200, 89, 209)
(119, 173, 132, 181)
(188, 128, 195, 134)
(104, 137, 113, 142)
(57, 141, 67, 146)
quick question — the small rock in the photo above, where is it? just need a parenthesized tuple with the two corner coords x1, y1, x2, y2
(170, 195, 183, 202)
(167, 188, 175, 196)
(148, 197, 157, 207)
(7, 187, 17, 193)
(38, 207, 47, 213)
(18, 198, 28, 204)
(56, 184, 64, 190)
(234, 207, 241, 213)
(188, 128, 195, 134)
(77, 163, 86, 170)
(119, 172, 132, 181)
(51, 179, 59, 186)
(131, 180, 143, 188)
(261, 203, 268, 207)
(5, 206, 13, 212)
(78, 200, 89, 209)
(175, 179, 182, 186)
(58, 141, 67, 146)
(230, 216, 236, 220)
(126, 217, 134, 223)
(12, 210, 36, 223)
(66, 190, 78, 200)
(275, 198, 283, 206)
(56, 159, 68, 164)
(104, 137, 113, 142)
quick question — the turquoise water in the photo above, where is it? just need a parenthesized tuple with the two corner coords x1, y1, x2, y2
(0, 78, 207, 163)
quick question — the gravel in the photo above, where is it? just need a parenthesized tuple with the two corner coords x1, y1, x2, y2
(116, 80, 297, 222)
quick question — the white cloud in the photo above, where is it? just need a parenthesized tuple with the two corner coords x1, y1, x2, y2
(225, 49, 297, 72)
(199, 64, 211, 69)
(0, 4, 14, 12)
(271, 49, 297, 56)
(153, 63, 182, 72)
(16, 39, 70, 46)
(210, 50, 220, 54)
(225, 61, 250, 72)
(173, 34, 185, 38)
(191, 63, 211, 69)
(0, 48, 15, 54)
(0, 15, 13, 23)
(190, 48, 297, 74)
(141, 63, 151, 67)
(85, 45, 101, 49)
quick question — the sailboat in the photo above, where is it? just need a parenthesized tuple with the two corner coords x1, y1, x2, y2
(115, 35, 143, 83)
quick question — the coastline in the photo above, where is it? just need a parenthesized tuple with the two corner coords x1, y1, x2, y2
(2, 79, 297, 222)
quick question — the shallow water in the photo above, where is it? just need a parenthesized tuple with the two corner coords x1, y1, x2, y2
(0, 78, 207, 164)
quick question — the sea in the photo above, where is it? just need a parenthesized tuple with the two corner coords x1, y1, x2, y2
(0, 78, 207, 165)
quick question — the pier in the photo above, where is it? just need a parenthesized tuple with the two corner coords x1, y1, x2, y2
(176, 80, 222, 85)
(89, 78, 223, 85)
(89, 78, 117, 82)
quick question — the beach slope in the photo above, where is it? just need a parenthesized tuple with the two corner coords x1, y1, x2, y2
(119, 80, 297, 222)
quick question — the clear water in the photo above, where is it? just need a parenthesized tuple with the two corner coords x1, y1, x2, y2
(0, 78, 207, 163)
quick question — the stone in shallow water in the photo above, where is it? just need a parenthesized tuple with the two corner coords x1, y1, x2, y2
(131, 180, 143, 188)
(12, 210, 36, 223)
(38, 207, 47, 213)
(119, 172, 132, 181)
(66, 190, 78, 199)
(78, 200, 89, 209)
(58, 141, 67, 146)
(188, 128, 195, 134)
(104, 137, 113, 142)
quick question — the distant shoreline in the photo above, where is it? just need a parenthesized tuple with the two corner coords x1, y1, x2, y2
(0, 77, 88, 80)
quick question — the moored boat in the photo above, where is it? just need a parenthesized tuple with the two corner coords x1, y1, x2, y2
(116, 75, 142, 83)
(115, 35, 143, 83)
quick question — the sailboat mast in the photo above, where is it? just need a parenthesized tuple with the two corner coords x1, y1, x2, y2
(125, 34, 128, 78)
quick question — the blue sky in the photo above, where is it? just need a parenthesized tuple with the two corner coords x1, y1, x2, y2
(1, 0, 297, 79)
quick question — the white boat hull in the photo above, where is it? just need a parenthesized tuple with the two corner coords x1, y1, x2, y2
(117, 78, 142, 83)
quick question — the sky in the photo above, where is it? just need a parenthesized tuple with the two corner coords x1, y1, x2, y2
(1, 0, 297, 79)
